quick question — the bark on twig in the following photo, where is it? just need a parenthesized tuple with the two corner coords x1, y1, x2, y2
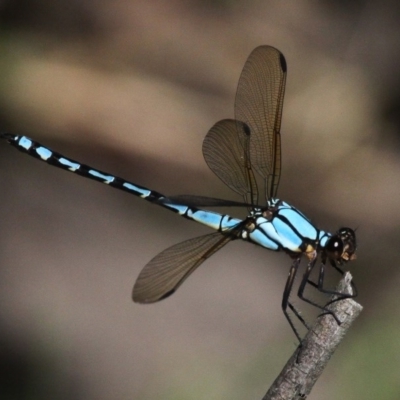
(263, 272, 362, 400)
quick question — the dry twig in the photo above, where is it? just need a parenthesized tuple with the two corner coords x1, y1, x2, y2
(263, 272, 362, 400)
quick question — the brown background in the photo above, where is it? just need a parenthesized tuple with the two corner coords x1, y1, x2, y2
(0, 1, 399, 399)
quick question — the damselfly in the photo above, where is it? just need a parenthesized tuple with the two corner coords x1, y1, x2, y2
(0, 46, 357, 341)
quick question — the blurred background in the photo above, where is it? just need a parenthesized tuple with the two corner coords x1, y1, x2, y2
(0, 1, 400, 399)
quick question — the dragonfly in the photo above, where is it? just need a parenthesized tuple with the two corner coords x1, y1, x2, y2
(0, 46, 357, 342)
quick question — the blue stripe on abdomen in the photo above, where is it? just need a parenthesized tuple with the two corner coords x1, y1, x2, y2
(88, 169, 115, 184)
(187, 209, 240, 231)
(59, 157, 80, 171)
(18, 136, 33, 150)
(122, 182, 152, 198)
(220, 215, 241, 231)
(36, 146, 52, 160)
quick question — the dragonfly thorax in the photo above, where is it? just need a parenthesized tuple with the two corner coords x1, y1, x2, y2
(244, 202, 357, 266)
(242, 199, 326, 255)
(248, 198, 282, 218)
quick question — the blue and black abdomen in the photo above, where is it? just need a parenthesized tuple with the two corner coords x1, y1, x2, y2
(1, 134, 244, 233)
(3, 134, 168, 202)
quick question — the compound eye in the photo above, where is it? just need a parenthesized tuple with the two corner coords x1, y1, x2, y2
(326, 235, 344, 260)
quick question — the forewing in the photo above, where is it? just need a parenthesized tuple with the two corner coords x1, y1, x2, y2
(202, 119, 258, 205)
(164, 195, 249, 207)
(234, 45, 287, 199)
(133, 232, 234, 303)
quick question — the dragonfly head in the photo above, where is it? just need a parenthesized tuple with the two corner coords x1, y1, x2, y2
(325, 227, 357, 264)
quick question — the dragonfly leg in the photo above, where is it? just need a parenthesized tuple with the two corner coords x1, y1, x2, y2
(313, 260, 358, 308)
(297, 260, 337, 323)
(282, 257, 310, 344)
(298, 258, 355, 325)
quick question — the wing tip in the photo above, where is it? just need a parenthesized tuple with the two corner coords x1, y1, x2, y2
(132, 288, 175, 304)
(279, 53, 287, 73)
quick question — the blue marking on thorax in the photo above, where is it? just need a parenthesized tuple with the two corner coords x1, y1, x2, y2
(270, 217, 303, 251)
(269, 198, 282, 207)
(249, 228, 279, 250)
(122, 182, 151, 197)
(36, 146, 52, 161)
(18, 136, 33, 150)
(319, 231, 330, 248)
(278, 207, 318, 240)
(255, 218, 287, 247)
(59, 157, 80, 171)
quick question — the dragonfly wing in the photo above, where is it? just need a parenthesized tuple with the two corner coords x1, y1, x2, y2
(235, 45, 287, 199)
(133, 231, 234, 303)
(163, 195, 249, 207)
(202, 119, 258, 205)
